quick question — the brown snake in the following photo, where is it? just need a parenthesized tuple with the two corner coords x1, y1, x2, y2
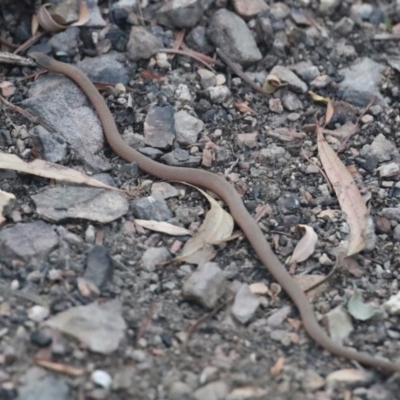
(29, 52, 400, 373)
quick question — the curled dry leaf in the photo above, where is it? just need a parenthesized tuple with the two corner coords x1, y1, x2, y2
(308, 90, 330, 103)
(173, 186, 234, 265)
(317, 125, 369, 256)
(134, 220, 192, 236)
(267, 127, 306, 142)
(37, 0, 90, 32)
(0, 190, 15, 225)
(347, 286, 387, 321)
(287, 225, 318, 264)
(0, 153, 120, 191)
(0, 81, 16, 97)
(234, 102, 256, 115)
(263, 74, 282, 94)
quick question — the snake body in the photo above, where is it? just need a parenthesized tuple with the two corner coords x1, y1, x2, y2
(29, 52, 400, 373)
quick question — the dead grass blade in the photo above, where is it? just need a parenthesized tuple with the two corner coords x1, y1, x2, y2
(0, 153, 121, 191)
(134, 220, 192, 236)
(316, 124, 369, 256)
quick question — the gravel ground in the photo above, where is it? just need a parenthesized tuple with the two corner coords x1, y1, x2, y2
(2, 0, 400, 399)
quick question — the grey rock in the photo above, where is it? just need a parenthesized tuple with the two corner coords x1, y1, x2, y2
(193, 380, 229, 400)
(175, 110, 204, 145)
(334, 17, 355, 35)
(319, 0, 340, 15)
(269, 65, 307, 93)
(30, 125, 67, 163)
(394, 225, 400, 241)
(186, 26, 214, 54)
(139, 147, 164, 159)
(232, 0, 268, 19)
(113, 366, 136, 390)
(23, 74, 110, 171)
(380, 207, 400, 223)
(290, 61, 319, 82)
(127, 26, 161, 61)
(169, 381, 192, 400)
(144, 106, 175, 149)
(45, 300, 126, 354)
(48, 26, 80, 55)
(77, 52, 130, 85)
(231, 284, 260, 324)
(84, 246, 113, 289)
(388, 56, 400, 74)
(207, 86, 232, 104)
(338, 57, 387, 107)
(330, 41, 356, 63)
(361, 134, 399, 163)
(207, 9, 262, 66)
(197, 69, 217, 89)
(132, 195, 172, 221)
(85, 0, 107, 27)
(17, 377, 69, 400)
(0, 221, 58, 262)
(161, 148, 201, 167)
(281, 90, 303, 111)
(141, 247, 171, 272)
(157, 0, 203, 29)
(151, 182, 179, 199)
(182, 262, 226, 309)
(32, 187, 129, 223)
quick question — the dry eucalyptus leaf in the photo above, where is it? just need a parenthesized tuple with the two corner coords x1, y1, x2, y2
(317, 125, 369, 256)
(234, 101, 256, 114)
(173, 185, 234, 265)
(347, 287, 387, 321)
(249, 282, 269, 295)
(308, 90, 330, 103)
(287, 224, 318, 264)
(134, 220, 192, 236)
(263, 74, 282, 94)
(0, 153, 119, 191)
(37, 0, 90, 32)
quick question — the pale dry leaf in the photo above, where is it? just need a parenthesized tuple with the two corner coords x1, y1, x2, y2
(322, 121, 358, 141)
(0, 153, 120, 191)
(249, 282, 269, 295)
(270, 356, 285, 376)
(134, 220, 192, 236)
(316, 125, 369, 256)
(234, 101, 256, 114)
(347, 286, 386, 321)
(0, 190, 15, 225)
(326, 369, 371, 384)
(287, 224, 318, 264)
(173, 186, 234, 265)
(0, 81, 16, 97)
(263, 74, 282, 94)
(325, 99, 334, 125)
(267, 127, 306, 142)
(308, 90, 329, 103)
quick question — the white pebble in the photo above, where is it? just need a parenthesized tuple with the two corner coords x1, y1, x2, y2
(91, 370, 112, 388)
(28, 305, 50, 322)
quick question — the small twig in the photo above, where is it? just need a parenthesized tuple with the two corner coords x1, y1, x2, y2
(216, 48, 268, 97)
(0, 51, 36, 67)
(159, 48, 217, 72)
(13, 32, 45, 55)
(184, 296, 232, 345)
(0, 37, 19, 49)
(0, 95, 55, 132)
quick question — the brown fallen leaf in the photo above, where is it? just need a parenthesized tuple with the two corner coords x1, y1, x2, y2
(0, 153, 120, 191)
(270, 356, 285, 376)
(173, 186, 234, 265)
(267, 127, 306, 142)
(37, 0, 90, 32)
(316, 124, 369, 256)
(34, 359, 85, 376)
(134, 220, 192, 236)
(234, 101, 256, 114)
(287, 225, 318, 264)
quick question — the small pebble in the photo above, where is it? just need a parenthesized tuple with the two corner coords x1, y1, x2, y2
(91, 370, 112, 389)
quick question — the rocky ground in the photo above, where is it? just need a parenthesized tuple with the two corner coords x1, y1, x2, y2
(2, 0, 400, 399)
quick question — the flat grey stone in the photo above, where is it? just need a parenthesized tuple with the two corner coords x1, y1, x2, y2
(207, 9, 262, 66)
(338, 57, 387, 107)
(77, 52, 130, 85)
(32, 186, 128, 223)
(23, 74, 110, 171)
(17, 376, 69, 400)
(132, 195, 172, 221)
(0, 221, 58, 262)
(174, 110, 204, 145)
(157, 0, 203, 29)
(231, 284, 260, 324)
(144, 106, 175, 149)
(30, 125, 67, 163)
(182, 262, 226, 309)
(127, 26, 161, 61)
